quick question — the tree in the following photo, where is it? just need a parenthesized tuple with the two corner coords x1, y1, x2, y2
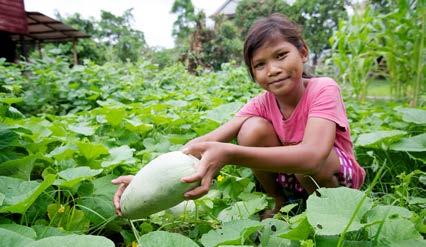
(234, 0, 293, 38)
(289, 0, 348, 66)
(171, 0, 196, 44)
(57, 9, 146, 63)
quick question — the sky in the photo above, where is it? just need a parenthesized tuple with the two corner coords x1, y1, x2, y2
(24, 0, 225, 48)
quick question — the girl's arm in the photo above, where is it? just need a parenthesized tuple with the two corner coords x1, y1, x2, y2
(182, 117, 337, 199)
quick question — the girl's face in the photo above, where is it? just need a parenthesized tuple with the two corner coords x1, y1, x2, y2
(251, 36, 308, 98)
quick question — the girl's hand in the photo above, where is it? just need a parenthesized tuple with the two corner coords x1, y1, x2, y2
(181, 141, 232, 199)
(111, 175, 134, 216)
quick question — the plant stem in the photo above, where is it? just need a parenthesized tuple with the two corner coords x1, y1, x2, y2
(412, 8, 424, 107)
(336, 160, 386, 247)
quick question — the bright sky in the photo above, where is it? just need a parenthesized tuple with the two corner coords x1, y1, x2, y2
(24, 0, 224, 48)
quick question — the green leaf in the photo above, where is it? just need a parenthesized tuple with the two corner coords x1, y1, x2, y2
(46, 204, 90, 232)
(0, 126, 20, 149)
(306, 187, 372, 235)
(6, 106, 24, 119)
(56, 167, 102, 188)
(259, 218, 290, 247)
(0, 224, 37, 239)
(206, 102, 244, 123)
(124, 117, 153, 135)
(278, 213, 312, 240)
(68, 124, 95, 136)
(101, 145, 136, 168)
(26, 234, 114, 247)
(396, 107, 426, 125)
(31, 225, 69, 240)
(0, 174, 56, 214)
(365, 205, 412, 223)
(47, 145, 76, 160)
(77, 176, 117, 226)
(200, 219, 263, 247)
(76, 142, 109, 160)
(0, 97, 23, 105)
(373, 218, 423, 244)
(390, 133, 426, 152)
(0, 228, 34, 247)
(0, 155, 39, 180)
(217, 196, 267, 222)
(387, 239, 426, 247)
(138, 231, 199, 247)
(356, 130, 406, 147)
(104, 107, 127, 126)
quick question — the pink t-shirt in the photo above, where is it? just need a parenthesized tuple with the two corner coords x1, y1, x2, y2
(236, 77, 365, 189)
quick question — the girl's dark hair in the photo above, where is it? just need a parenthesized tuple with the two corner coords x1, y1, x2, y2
(243, 13, 311, 81)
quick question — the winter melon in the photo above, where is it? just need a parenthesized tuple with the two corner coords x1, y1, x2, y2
(120, 151, 200, 219)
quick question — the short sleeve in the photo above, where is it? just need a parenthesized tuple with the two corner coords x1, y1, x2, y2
(236, 94, 266, 118)
(308, 85, 348, 131)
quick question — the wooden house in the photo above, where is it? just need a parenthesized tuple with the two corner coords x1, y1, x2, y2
(0, 0, 89, 63)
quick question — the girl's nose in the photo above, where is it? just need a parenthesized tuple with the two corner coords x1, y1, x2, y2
(267, 62, 281, 77)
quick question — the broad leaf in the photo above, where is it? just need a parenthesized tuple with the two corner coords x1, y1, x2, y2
(278, 213, 313, 240)
(200, 219, 263, 247)
(138, 231, 199, 247)
(68, 124, 95, 136)
(101, 145, 136, 168)
(0, 224, 37, 239)
(27, 234, 114, 247)
(217, 196, 267, 222)
(0, 174, 56, 214)
(259, 218, 291, 247)
(390, 133, 426, 152)
(356, 130, 406, 147)
(0, 228, 34, 247)
(0, 155, 39, 180)
(396, 107, 426, 125)
(56, 167, 102, 188)
(31, 225, 69, 240)
(373, 218, 423, 243)
(306, 187, 372, 235)
(76, 142, 109, 160)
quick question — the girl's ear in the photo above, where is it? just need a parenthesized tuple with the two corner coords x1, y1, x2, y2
(300, 44, 309, 63)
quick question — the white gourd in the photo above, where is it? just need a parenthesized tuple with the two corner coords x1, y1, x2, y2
(120, 151, 200, 219)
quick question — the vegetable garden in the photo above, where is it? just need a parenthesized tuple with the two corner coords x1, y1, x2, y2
(0, 0, 425, 246)
(0, 54, 424, 246)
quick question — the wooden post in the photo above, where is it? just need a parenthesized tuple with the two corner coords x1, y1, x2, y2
(72, 38, 78, 65)
(37, 40, 42, 59)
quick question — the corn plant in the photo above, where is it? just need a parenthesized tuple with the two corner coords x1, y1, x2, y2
(331, 0, 425, 105)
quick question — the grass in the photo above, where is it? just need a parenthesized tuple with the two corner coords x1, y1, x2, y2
(367, 79, 391, 98)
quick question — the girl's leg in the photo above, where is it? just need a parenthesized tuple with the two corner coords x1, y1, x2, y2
(237, 117, 285, 215)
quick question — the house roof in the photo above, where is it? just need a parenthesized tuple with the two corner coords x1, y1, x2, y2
(11, 11, 90, 43)
(211, 0, 239, 18)
(0, 0, 27, 34)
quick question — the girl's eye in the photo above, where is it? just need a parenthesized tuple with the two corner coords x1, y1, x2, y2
(277, 53, 287, 60)
(254, 63, 265, 70)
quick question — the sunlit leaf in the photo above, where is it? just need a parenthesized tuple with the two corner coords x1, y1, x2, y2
(0, 174, 56, 214)
(200, 219, 263, 247)
(395, 107, 426, 125)
(390, 133, 426, 152)
(306, 187, 372, 235)
(356, 130, 406, 147)
(101, 145, 136, 168)
(76, 142, 109, 160)
(27, 234, 114, 247)
(138, 231, 199, 247)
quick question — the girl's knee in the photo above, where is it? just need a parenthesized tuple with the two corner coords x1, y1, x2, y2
(237, 117, 280, 147)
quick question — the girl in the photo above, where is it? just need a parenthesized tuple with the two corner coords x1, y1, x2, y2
(113, 13, 365, 217)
